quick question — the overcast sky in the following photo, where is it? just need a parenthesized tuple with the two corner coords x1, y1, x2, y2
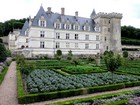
(0, 0, 140, 28)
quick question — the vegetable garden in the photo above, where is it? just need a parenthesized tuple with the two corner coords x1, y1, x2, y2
(16, 57, 140, 104)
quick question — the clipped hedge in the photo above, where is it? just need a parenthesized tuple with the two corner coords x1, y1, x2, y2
(48, 91, 131, 105)
(0, 67, 8, 84)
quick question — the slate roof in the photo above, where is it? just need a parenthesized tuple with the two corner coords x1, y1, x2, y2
(20, 20, 29, 35)
(20, 6, 95, 35)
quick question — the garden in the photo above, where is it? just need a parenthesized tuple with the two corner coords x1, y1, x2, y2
(16, 50, 140, 104)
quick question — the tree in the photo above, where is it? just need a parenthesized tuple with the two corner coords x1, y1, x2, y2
(0, 43, 7, 62)
(104, 53, 123, 83)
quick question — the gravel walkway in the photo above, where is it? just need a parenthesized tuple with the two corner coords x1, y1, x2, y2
(0, 61, 18, 105)
(0, 62, 140, 105)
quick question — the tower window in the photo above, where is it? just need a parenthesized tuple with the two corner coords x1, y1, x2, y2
(108, 28, 110, 32)
(105, 37, 107, 41)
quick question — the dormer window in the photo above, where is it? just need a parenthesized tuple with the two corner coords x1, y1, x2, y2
(65, 19, 71, 30)
(56, 23, 60, 29)
(74, 25, 80, 30)
(38, 16, 46, 27)
(66, 24, 70, 29)
(84, 25, 90, 31)
(84, 21, 90, 31)
(65, 24, 71, 30)
(54, 19, 61, 29)
(40, 20, 45, 27)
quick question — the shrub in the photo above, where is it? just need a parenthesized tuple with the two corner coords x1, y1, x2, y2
(56, 50, 62, 56)
(123, 51, 128, 58)
(0, 43, 7, 62)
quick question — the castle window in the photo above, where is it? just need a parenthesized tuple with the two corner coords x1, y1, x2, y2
(85, 35, 89, 40)
(66, 33, 69, 39)
(108, 28, 110, 32)
(74, 25, 79, 30)
(40, 41, 45, 48)
(66, 43, 70, 48)
(56, 33, 60, 39)
(109, 20, 110, 24)
(26, 39, 28, 43)
(66, 24, 70, 29)
(96, 35, 99, 41)
(84, 25, 90, 31)
(40, 20, 46, 27)
(106, 46, 108, 50)
(96, 44, 99, 49)
(56, 42, 60, 48)
(75, 43, 78, 48)
(85, 43, 89, 49)
(40, 31, 45, 37)
(75, 34, 78, 40)
(105, 37, 107, 41)
(56, 23, 61, 29)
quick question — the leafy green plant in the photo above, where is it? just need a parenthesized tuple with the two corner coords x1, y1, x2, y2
(123, 51, 128, 58)
(0, 43, 7, 62)
(104, 53, 123, 83)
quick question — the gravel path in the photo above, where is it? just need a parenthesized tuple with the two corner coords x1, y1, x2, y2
(0, 61, 18, 105)
(0, 62, 140, 105)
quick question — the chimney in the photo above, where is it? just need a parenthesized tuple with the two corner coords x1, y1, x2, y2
(47, 7, 51, 13)
(75, 11, 78, 17)
(61, 8, 65, 15)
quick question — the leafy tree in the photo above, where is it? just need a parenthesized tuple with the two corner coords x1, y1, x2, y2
(0, 43, 7, 62)
(104, 53, 123, 83)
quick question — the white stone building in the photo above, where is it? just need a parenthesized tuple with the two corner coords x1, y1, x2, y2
(8, 6, 122, 57)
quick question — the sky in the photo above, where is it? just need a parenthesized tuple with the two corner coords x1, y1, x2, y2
(0, 0, 140, 28)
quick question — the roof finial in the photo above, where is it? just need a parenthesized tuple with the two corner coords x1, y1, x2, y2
(41, 3, 43, 7)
